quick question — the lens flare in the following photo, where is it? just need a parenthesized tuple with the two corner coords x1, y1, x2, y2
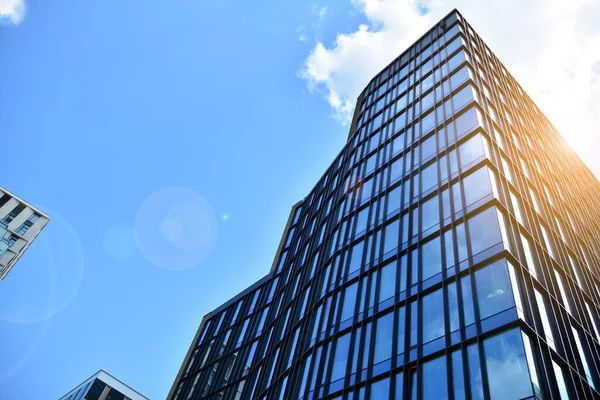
(134, 187, 218, 271)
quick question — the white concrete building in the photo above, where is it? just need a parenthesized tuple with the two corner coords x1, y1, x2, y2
(59, 370, 149, 400)
(0, 186, 50, 280)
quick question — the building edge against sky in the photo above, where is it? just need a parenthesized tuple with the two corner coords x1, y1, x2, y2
(0, 186, 49, 281)
(169, 9, 600, 400)
(58, 369, 149, 400)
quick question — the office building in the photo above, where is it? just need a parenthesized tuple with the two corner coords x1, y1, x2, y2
(59, 370, 149, 400)
(0, 186, 49, 281)
(168, 9, 600, 399)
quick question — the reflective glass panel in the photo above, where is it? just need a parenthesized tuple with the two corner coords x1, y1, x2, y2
(463, 167, 493, 207)
(458, 133, 485, 169)
(374, 313, 394, 364)
(468, 207, 502, 255)
(422, 355, 448, 400)
(484, 329, 534, 400)
(475, 259, 516, 320)
(371, 377, 390, 399)
(422, 236, 442, 281)
(422, 288, 445, 343)
(331, 333, 351, 380)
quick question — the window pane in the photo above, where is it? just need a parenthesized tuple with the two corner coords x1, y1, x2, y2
(374, 313, 394, 364)
(397, 306, 406, 355)
(463, 167, 492, 207)
(412, 173, 420, 198)
(448, 50, 467, 71)
(585, 303, 600, 342)
(467, 344, 484, 400)
(331, 333, 351, 380)
(422, 74, 433, 93)
(399, 255, 408, 293)
(411, 248, 419, 286)
(484, 328, 534, 400)
(422, 289, 445, 343)
(341, 283, 358, 322)
(361, 178, 373, 201)
(393, 134, 405, 154)
(455, 108, 481, 137)
(410, 369, 418, 400)
(366, 154, 377, 173)
(391, 157, 404, 181)
(395, 372, 404, 400)
(421, 162, 438, 192)
(450, 65, 470, 88)
(421, 196, 440, 232)
(552, 361, 570, 400)
(441, 189, 451, 220)
(521, 235, 537, 278)
(387, 187, 401, 215)
(468, 207, 502, 255)
(422, 135, 437, 160)
(572, 327, 596, 389)
(421, 111, 436, 134)
(384, 220, 400, 254)
(446, 36, 464, 56)
(355, 207, 369, 236)
(521, 332, 541, 395)
(371, 377, 390, 399)
(395, 112, 406, 132)
(422, 355, 448, 400)
(410, 301, 418, 347)
(372, 113, 383, 131)
(534, 290, 556, 350)
(451, 182, 462, 214)
(445, 23, 461, 41)
(555, 270, 571, 314)
(462, 275, 475, 326)
(510, 192, 524, 224)
(501, 157, 513, 184)
(458, 133, 485, 169)
(475, 259, 516, 319)
(452, 350, 466, 400)
(542, 226, 555, 259)
(448, 282, 460, 332)
(422, 236, 442, 281)
(444, 229, 455, 269)
(401, 214, 409, 244)
(380, 263, 396, 302)
(349, 242, 364, 275)
(456, 223, 468, 261)
(452, 84, 475, 110)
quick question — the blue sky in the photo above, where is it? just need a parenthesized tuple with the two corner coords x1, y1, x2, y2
(0, 1, 360, 398)
(1, 1, 598, 399)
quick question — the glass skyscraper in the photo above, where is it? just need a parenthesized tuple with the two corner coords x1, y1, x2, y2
(168, 9, 600, 400)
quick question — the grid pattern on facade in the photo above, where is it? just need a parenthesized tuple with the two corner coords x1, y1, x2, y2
(169, 9, 600, 400)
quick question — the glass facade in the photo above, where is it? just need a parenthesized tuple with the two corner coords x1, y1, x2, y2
(169, 9, 600, 400)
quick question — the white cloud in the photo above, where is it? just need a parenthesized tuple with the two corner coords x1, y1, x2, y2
(299, 0, 600, 175)
(297, 5, 330, 45)
(0, 0, 26, 25)
(297, 26, 307, 42)
(312, 5, 328, 19)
